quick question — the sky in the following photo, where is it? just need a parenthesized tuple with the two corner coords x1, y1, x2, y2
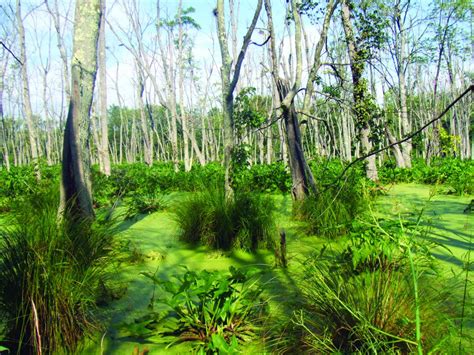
(1, 0, 469, 121)
(2, 0, 297, 119)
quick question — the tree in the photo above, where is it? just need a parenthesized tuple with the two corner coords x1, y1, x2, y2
(156, 0, 203, 171)
(265, 0, 337, 200)
(0, 49, 10, 171)
(426, 0, 472, 161)
(16, 0, 40, 179)
(98, 0, 111, 175)
(60, 0, 102, 220)
(215, 0, 263, 198)
(341, 0, 385, 181)
(45, 0, 72, 127)
(390, 0, 413, 167)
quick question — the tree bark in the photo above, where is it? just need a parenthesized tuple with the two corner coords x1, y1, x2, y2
(341, 0, 378, 181)
(215, 0, 263, 198)
(60, 0, 102, 220)
(16, 0, 40, 179)
(98, 0, 111, 175)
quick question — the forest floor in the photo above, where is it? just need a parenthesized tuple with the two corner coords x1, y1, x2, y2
(84, 184, 473, 354)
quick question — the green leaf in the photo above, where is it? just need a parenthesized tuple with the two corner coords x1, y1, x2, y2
(210, 333, 231, 352)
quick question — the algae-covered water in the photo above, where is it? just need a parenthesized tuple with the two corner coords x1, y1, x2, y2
(84, 184, 472, 354)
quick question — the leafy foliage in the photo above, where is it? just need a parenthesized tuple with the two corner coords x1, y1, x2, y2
(341, 217, 434, 274)
(124, 193, 165, 220)
(233, 163, 291, 193)
(125, 266, 265, 354)
(379, 158, 474, 195)
(233, 87, 268, 134)
(0, 158, 471, 218)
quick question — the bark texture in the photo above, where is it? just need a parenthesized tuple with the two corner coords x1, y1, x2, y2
(215, 0, 262, 198)
(16, 0, 40, 178)
(60, 0, 102, 220)
(341, 0, 378, 181)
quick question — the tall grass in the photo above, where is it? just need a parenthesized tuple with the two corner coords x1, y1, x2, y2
(294, 176, 370, 238)
(173, 186, 276, 251)
(276, 217, 457, 353)
(0, 189, 114, 353)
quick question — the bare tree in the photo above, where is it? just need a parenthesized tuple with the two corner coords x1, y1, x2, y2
(215, 0, 263, 198)
(16, 0, 40, 179)
(98, 0, 111, 175)
(60, 0, 102, 220)
(0, 49, 10, 171)
(45, 0, 72, 126)
(265, 0, 337, 199)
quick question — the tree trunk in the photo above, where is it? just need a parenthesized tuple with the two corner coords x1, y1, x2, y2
(277, 80, 316, 200)
(60, 0, 102, 220)
(341, 0, 378, 181)
(16, 0, 40, 179)
(385, 125, 406, 168)
(264, 0, 320, 200)
(177, 0, 191, 171)
(136, 68, 153, 166)
(215, 0, 262, 198)
(396, 9, 412, 168)
(0, 54, 10, 171)
(98, 0, 111, 175)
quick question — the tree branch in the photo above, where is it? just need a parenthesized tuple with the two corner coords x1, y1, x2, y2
(331, 84, 473, 185)
(0, 40, 22, 65)
(251, 35, 271, 47)
(229, 0, 263, 94)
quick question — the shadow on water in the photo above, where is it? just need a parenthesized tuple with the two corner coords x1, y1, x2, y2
(85, 186, 473, 353)
(93, 194, 328, 354)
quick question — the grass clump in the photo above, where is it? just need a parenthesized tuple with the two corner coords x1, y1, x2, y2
(173, 186, 276, 251)
(280, 217, 457, 353)
(294, 177, 370, 238)
(0, 190, 114, 353)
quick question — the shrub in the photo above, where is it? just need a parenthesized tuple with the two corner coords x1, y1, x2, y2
(173, 186, 276, 251)
(379, 158, 474, 195)
(0, 189, 114, 353)
(234, 163, 291, 193)
(340, 218, 434, 274)
(0, 165, 60, 201)
(124, 193, 165, 220)
(127, 266, 266, 353)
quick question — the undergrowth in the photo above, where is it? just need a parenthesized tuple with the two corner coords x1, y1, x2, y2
(294, 175, 371, 238)
(173, 186, 276, 251)
(275, 215, 459, 353)
(0, 189, 115, 353)
(1, 158, 472, 211)
(122, 266, 266, 354)
(124, 193, 165, 220)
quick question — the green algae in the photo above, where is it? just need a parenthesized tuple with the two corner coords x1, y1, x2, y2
(81, 185, 472, 353)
